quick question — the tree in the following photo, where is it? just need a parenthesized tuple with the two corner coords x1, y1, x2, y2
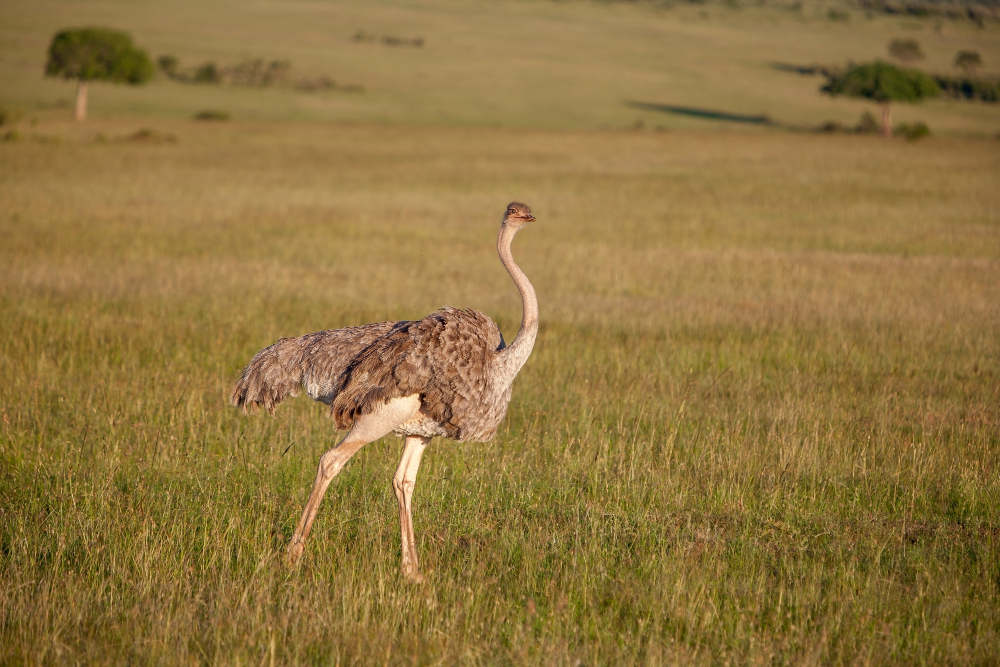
(45, 28, 153, 121)
(157, 54, 179, 78)
(822, 61, 939, 137)
(954, 50, 983, 77)
(888, 38, 924, 64)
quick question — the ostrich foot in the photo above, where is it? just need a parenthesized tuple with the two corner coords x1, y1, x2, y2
(286, 539, 305, 566)
(402, 565, 425, 584)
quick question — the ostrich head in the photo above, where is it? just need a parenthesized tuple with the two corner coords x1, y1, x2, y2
(503, 202, 535, 228)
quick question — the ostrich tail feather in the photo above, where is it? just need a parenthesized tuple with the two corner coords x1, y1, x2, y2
(230, 338, 304, 415)
(231, 322, 401, 417)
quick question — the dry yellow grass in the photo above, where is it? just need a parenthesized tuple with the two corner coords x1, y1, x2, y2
(2, 0, 999, 134)
(1, 120, 998, 663)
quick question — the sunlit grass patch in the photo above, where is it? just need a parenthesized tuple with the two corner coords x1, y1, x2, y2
(1, 122, 998, 664)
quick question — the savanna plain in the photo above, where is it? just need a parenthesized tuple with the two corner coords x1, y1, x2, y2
(3, 121, 998, 666)
(2, 1, 1000, 665)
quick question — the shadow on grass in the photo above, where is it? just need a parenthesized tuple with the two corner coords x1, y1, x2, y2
(627, 101, 773, 125)
(768, 62, 826, 76)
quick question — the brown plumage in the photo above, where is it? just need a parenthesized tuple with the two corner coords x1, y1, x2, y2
(231, 322, 397, 413)
(330, 307, 511, 441)
(230, 202, 539, 581)
(232, 309, 509, 441)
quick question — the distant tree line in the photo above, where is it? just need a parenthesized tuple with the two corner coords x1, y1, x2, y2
(798, 65, 997, 103)
(351, 30, 425, 48)
(596, 0, 996, 24)
(881, 42, 998, 102)
(855, 0, 996, 25)
(818, 46, 998, 138)
(822, 60, 940, 136)
(158, 56, 291, 86)
(933, 74, 999, 101)
(784, 39, 996, 135)
(156, 55, 364, 93)
(42, 26, 367, 121)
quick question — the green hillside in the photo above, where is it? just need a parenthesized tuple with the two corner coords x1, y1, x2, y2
(1, 0, 998, 134)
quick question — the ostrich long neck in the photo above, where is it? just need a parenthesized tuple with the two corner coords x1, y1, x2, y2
(495, 222, 538, 385)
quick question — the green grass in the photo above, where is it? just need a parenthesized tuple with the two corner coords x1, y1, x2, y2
(1, 119, 998, 664)
(1, 0, 999, 135)
(1, 1, 999, 662)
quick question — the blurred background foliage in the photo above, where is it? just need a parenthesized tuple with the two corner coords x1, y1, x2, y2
(1, 0, 998, 135)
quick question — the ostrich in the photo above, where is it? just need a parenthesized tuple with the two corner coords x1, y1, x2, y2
(231, 202, 538, 581)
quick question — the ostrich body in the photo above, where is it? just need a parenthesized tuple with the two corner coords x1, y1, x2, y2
(231, 202, 538, 581)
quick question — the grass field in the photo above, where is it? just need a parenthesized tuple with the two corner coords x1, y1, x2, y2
(1, 0, 1000, 134)
(2, 0, 1000, 664)
(1, 119, 998, 664)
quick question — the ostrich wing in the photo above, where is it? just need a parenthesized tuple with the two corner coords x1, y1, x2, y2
(231, 321, 400, 414)
(331, 307, 507, 441)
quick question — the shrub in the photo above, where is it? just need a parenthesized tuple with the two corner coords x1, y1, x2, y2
(895, 121, 930, 141)
(354, 30, 424, 48)
(954, 50, 982, 76)
(194, 62, 220, 84)
(888, 38, 924, 63)
(228, 59, 290, 87)
(934, 75, 999, 103)
(295, 76, 336, 92)
(856, 110, 880, 134)
(193, 110, 230, 121)
(157, 55, 179, 77)
(126, 128, 177, 143)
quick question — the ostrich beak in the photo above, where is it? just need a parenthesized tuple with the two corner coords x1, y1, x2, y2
(523, 214, 536, 222)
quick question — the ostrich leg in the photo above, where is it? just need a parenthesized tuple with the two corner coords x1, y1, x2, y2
(393, 435, 430, 582)
(287, 395, 421, 565)
(286, 433, 366, 565)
